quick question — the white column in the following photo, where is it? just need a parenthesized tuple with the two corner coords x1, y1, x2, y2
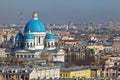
(41, 36, 45, 45)
(26, 42, 28, 48)
(53, 42, 55, 46)
(29, 42, 30, 48)
(46, 42, 48, 47)
(37, 36, 39, 45)
(36, 36, 37, 45)
(50, 41, 52, 47)
(26, 42, 27, 47)
(32, 42, 34, 47)
(35, 36, 37, 46)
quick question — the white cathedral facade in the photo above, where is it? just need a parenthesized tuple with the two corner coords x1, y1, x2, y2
(13, 11, 64, 62)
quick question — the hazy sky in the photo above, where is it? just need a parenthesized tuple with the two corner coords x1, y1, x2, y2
(0, 0, 120, 24)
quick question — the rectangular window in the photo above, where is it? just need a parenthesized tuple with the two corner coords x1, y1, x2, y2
(60, 74, 62, 77)
(113, 73, 115, 76)
(3, 75, 5, 78)
(106, 68, 109, 71)
(63, 74, 65, 77)
(106, 73, 108, 77)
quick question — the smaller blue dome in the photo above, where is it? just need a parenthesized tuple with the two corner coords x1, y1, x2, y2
(15, 32, 24, 40)
(45, 33, 55, 40)
(25, 34, 34, 40)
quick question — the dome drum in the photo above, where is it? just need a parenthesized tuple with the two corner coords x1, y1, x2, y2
(24, 34, 34, 40)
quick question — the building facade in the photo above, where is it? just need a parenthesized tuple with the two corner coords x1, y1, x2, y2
(0, 65, 60, 80)
(7, 11, 65, 63)
(101, 59, 120, 79)
(60, 66, 100, 79)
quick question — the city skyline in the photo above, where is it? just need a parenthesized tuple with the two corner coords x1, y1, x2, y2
(0, 0, 120, 24)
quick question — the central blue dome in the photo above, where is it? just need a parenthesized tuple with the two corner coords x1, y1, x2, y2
(24, 19, 46, 33)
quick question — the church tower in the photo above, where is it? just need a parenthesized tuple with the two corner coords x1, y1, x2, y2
(24, 11, 46, 50)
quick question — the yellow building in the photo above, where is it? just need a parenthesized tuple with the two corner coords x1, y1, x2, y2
(86, 45, 104, 51)
(60, 66, 100, 79)
(86, 45, 105, 54)
(65, 41, 77, 45)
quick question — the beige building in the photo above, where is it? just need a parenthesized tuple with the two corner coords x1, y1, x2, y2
(101, 59, 120, 79)
(112, 35, 120, 51)
(0, 65, 60, 80)
(86, 45, 104, 51)
(0, 48, 7, 57)
(30, 65, 60, 79)
(86, 45, 104, 54)
(0, 66, 30, 80)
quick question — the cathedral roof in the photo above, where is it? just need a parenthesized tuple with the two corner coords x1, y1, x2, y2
(24, 34, 34, 40)
(24, 11, 46, 33)
(45, 33, 55, 40)
(15, 32, 24, 40)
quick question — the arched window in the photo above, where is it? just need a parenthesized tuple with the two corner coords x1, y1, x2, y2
(30, 43, 32, 47)
(48, 42, 50, 47)
(28, 55, 31, 58)
(21, 55, 23, 58)
(32, 55, 34, 57)
(39, 36, 40, 43)
(51, 42, 53, 47)
(24, 55, 27, 58)
(27, 43, 29, 47)
(17, 55, 19, 58)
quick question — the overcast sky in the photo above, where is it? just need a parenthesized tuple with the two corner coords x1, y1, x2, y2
(0, 0, 120, 24)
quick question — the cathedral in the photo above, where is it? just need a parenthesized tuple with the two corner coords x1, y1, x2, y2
(12, 11, 64, 62)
